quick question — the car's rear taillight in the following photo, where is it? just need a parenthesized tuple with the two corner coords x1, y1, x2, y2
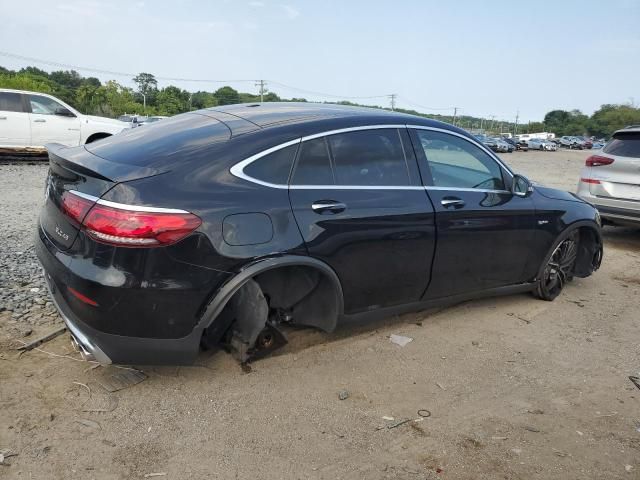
(580, 178, 601, 184)
(585, 155, 614, 167)
(62, 191, 95, 225)
(61, 191, 201, 247)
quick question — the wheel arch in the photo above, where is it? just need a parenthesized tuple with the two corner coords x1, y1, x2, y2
(198, 255, 344, 333)
(538, 220, 602, 280)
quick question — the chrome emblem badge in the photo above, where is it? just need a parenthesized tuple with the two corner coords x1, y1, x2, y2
(55, 226, 69, 241)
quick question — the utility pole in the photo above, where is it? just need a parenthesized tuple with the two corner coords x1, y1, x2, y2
(142, 93, 146, 112)
(489, 115, 495, 133)
(514, 110, 519, 135)
(389, 94, 397, 111)
(255, 80, 267, 103)
(480, 117, 484, 132)
(452, 107, 458, 126)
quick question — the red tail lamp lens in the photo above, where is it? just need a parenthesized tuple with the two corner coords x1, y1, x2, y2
(61, 191, 95, 225)
(61, 191, 201, 247)
(585, 155, 614, 167)
(83, 205, 202, 246)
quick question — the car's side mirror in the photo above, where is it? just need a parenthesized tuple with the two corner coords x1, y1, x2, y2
(512, 174, 533, 197)
(54, 107, 75, 117)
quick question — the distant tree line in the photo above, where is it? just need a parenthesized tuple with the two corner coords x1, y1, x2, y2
(1, 66, 638, 138)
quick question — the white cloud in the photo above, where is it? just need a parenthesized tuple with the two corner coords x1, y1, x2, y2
(279, 4, 300, 19)
(249, 1, 265, 6)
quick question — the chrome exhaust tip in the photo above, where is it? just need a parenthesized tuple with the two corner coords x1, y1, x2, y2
(69, 332, 96, 362)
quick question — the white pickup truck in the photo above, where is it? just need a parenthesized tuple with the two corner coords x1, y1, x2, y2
(0, 88, 128, 152)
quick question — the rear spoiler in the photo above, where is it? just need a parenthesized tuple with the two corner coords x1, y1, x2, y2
(46, 143, 161, 183)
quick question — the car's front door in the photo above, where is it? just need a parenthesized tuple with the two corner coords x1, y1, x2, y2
(0, 91, 30, 147)
(27, 94, 80, 147)
(409, 127, 538, 299)
(288, 127, 436, 314)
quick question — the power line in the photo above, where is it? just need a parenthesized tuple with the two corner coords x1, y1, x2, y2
(0, 50, 255, 83)
(396, 95, 456, 112)
(255, 79, 267, 103)
(266, 80, 389, 100)
(389, 94, 396, 111)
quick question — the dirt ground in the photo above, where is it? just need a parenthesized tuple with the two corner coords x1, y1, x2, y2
(1, 149, 639, 479)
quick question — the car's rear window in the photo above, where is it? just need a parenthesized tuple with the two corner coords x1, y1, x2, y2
(86, 113, 231, 166)
(603, 132, 640, 158)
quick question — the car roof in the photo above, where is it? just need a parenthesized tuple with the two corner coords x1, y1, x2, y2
(615, 125, 640, 134)
(203, 102, 454, 131)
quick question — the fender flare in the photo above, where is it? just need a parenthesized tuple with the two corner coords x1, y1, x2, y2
(197, 255, 344, 331)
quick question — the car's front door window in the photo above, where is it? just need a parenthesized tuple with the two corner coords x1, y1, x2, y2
(29, 95, 66, 115)
(415, 130, 506, 190)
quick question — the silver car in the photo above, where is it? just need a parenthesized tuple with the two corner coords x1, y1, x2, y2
(576, 126, 640, 226)
(528, 138, 557, 151)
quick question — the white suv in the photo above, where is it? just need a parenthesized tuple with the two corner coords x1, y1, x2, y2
(576, 126, 640, 226)
(0, 88, 128, 151)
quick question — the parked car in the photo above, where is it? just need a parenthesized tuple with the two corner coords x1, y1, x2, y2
(528, 138, 557, 151)
(502, 137, 524, 151)
(0, 89, 128, 150)
(139, 115, 168, 125)
(118, 114, 146, 128)
(513, 136, 530, 150)
(577, 126, 640, 226)
(559, 136, 586, 149)
(36, 103, 603, 366)
(493, 137, 513, 153)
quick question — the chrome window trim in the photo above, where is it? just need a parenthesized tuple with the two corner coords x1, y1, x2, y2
(425, 186, 512, 194)
(69, 190, 190, 214)
(229, 123, 514, 191)
(229, 138, 301, 190)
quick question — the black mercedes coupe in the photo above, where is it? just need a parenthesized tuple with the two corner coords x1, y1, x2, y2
(36, 103, 603, 365)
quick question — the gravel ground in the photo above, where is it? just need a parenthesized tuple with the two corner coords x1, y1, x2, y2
(0, 164, 60, 338)
(0, 150, 639, 479)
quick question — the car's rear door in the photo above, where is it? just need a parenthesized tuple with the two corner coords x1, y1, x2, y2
(288, 126, 436, 314)
(0, 91, 31, 147)
(27, 94, 80, 147)
(409, 127, 538, 299)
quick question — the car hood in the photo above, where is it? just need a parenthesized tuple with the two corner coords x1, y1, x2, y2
(535, 185, 584, 203)
(83, 115, 129, 127)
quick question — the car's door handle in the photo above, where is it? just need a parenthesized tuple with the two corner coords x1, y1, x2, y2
(311, 200, 347, 214)
(441, 197, 465, 208)
(33, 119, 46, 123)
(0, 116, 7, 120)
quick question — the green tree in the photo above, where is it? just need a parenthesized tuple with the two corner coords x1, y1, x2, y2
(588, 104, 640, 138)
(190, 91, 217, 109)
(156, 85, 190, 115)
(0, 72, 55, 94)
(214, 86, 240, 105)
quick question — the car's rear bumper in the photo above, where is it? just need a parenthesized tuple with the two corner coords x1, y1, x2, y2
(35, 224, 213, 365)
(41, 269, 203, 365)
(576, 187, 640, 226)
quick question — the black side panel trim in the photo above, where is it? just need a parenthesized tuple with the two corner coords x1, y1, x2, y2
(341, 283, 536, 325)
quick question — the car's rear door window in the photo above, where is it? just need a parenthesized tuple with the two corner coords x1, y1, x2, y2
(415, 130, 506, 190)
(290, 137, 335, 185)
(243, 143, 299, 185)
(327, 129, 411, 186)
(603, 132, 640, 158)
(0, 92, 24, 112)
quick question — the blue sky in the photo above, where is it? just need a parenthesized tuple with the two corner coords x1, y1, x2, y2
(0, 0, 638, 122)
